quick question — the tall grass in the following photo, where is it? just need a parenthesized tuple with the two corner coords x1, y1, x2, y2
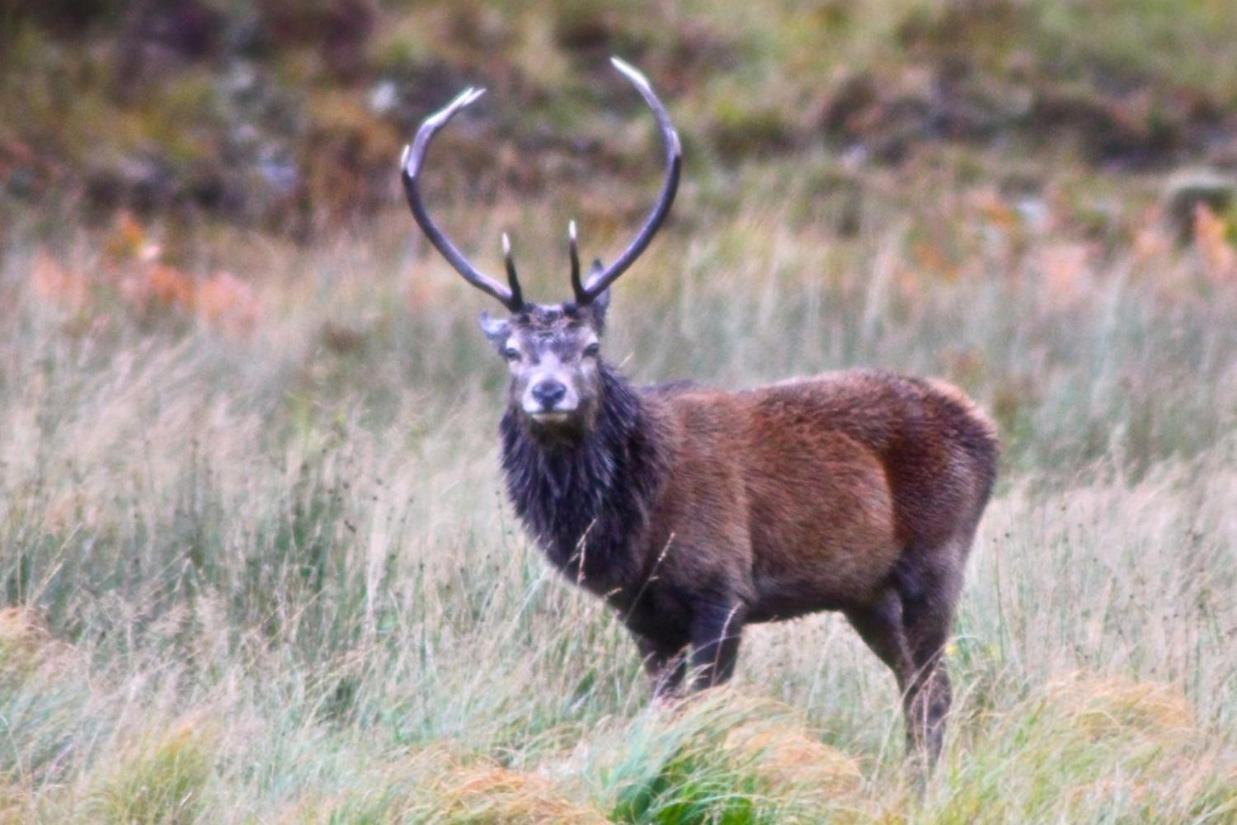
(0, 153, 1234, 822)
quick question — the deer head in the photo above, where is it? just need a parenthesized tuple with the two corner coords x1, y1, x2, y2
(400, 57, 680, 434)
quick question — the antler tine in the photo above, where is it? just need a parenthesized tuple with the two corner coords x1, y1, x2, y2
(501, 232, 524, 308)
(577, 57, 682, 304)
(401, 86, 524, 311)
(568, 220, 586, 304)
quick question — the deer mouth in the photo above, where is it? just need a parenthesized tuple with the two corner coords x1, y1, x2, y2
(527, 410, 577, 425)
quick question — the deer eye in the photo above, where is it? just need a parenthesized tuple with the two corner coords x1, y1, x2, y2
(582, 342, 600, 358)
(503, 346, 521, 361)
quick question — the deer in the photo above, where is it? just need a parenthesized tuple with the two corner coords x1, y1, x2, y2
(399, 58, 999, 762)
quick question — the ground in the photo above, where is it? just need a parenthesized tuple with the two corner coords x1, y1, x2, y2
(0, 1, 1235, 822)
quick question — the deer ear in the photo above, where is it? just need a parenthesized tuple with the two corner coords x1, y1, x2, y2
(478, 311, 511, 349)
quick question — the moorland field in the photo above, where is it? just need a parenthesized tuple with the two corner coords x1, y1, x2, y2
(0, 1, 1234, 821)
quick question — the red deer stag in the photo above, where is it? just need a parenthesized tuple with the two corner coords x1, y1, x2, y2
(399, 58, 998, 761)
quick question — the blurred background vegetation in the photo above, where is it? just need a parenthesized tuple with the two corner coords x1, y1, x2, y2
(3, 0, 1236, 236)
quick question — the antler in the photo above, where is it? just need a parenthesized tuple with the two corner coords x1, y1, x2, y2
(501, 232, 524, 309)
(400, 87, 524, 311)
(401, 58, 679, 311)
(573, 57, 682, 305)
(568, 220, 584, 300)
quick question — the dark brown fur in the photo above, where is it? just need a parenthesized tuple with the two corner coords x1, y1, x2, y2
(498, 326, 998, 760)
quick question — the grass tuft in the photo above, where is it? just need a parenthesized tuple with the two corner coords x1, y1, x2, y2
(91, 722, 214, 825)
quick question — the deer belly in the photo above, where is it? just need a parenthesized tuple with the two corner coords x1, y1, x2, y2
(749, 549, 898, 621)
(746, 464, 900, 619)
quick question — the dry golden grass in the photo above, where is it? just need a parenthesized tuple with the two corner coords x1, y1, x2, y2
(0, 117, 1234, 822)
(723, 724, 864, 797)
(429, 765, 610, 824)
(1045, 673, 1197, 742)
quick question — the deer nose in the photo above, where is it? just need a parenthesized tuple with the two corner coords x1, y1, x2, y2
(531, 380, 567, 409)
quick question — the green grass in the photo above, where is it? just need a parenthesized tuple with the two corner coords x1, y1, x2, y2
(0, 134, 1234, 821)
(1, 4, 1236, 820)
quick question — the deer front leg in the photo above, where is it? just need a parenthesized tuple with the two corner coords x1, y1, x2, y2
(633, 632, 688, 699)
(688, 599, 747, 691)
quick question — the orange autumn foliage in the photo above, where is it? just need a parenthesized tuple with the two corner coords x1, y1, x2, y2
(33, 249, 91, 313)
(1193, 203, 1235, 282)
(196, 270, 259, 334)
(32, 213, 260, 336)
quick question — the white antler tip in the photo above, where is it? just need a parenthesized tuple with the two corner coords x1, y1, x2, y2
(569, 220, 577, 240)
(399, 144, 410, 167)
(501, 233, 511, 255)
(610, 56, 648, 88)
(449, 86, 485, 113)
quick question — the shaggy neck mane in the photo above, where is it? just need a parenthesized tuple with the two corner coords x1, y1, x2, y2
(500, 365, 664, 590)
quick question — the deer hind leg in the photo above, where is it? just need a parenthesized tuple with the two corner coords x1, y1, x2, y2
(845, 587, 931, 768)
(893, 540, 968, 765)
(845, 588, 915, 695)
(687, 599, 747, 691)
(633, 632, 688, 700)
